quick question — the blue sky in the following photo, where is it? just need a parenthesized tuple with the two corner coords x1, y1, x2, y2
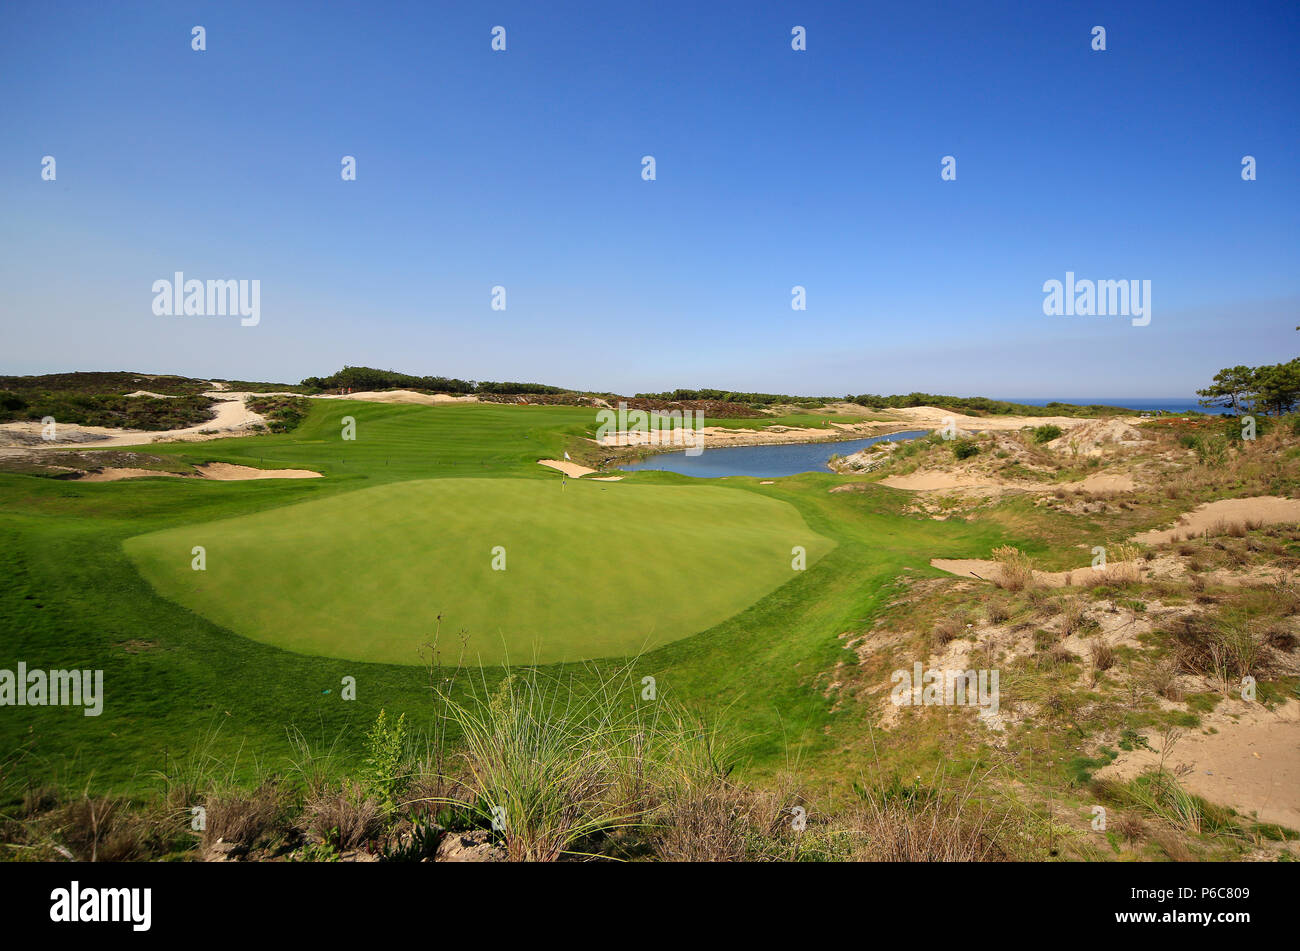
(1, 1, 1296, 397)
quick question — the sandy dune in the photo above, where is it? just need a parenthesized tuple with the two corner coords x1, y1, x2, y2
(0, 390, 268, 449)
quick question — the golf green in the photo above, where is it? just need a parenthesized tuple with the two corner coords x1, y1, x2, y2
(123, 477, 835, 665)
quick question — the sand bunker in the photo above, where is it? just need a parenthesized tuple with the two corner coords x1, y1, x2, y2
(195, 463, 321, 480)
(930, 558, 1140, 587)
(1132, 496, 1300, 544)
(538, 459, 596, 478)
(73, 463, 321, 482)
(75, 468, 185, 482)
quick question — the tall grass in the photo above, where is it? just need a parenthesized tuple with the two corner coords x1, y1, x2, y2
(430, 662, 725, 861)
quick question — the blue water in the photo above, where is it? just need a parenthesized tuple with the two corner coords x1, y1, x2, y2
(1003, 398, 1212, 414)
(621, 430, 930, 479)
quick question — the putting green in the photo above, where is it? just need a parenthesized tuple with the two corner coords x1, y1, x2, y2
(123, 477, 834, 665)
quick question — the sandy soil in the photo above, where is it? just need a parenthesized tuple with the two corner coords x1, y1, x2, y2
(1095, 699, 1300, 830)
(1062, 472, 1137, 492)
(880, 471, 1018, 492)
(1133, 496, 1300, 544)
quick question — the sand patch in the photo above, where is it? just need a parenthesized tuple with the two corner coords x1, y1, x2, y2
(538, 459, 596, 478)
(73, 462, 321, 482)
(880, 472, 998, 491)
(125, 390, 176, 399)
(195, 463, 321, 480)
(1096, 699, 1300, 831)
(1132, 496, 1300, 545)
(930, 558, 1140, 587)
(589, 476, 624, 482)
(74, 468, 187, 482)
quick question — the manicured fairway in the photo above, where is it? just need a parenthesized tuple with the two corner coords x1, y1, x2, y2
(123, 477, 835, 665)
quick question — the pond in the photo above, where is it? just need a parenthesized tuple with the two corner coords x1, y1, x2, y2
(620, 430, 930, 479)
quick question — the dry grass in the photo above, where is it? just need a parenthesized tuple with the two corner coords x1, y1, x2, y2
(303, 779, 383, 851)
(991, 545, 1035, 591)
(202, 780, 289, 851)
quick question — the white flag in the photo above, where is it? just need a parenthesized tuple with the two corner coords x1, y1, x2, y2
(564, 451, 571, 460)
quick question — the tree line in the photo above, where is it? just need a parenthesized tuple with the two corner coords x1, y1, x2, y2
(1197, 358, 1300, 416)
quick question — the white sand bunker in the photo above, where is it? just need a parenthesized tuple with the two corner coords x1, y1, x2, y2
(539, 458, 595, 477)
(1132, 495, 1300, 544)
(537, 459, 624, 480)
(195, 463, 322, 480)
(74, 463, 321, 482)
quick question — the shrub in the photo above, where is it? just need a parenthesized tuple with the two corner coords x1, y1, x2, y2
(952, 440, 979, 460)
(1032, 424, 1062, 443)
(363, 709, 410, 811)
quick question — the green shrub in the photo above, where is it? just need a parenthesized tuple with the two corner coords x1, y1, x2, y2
(1032, 424, 1062, 443)
(363, 709, 410, 811)
(952, 440, 979, 460)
